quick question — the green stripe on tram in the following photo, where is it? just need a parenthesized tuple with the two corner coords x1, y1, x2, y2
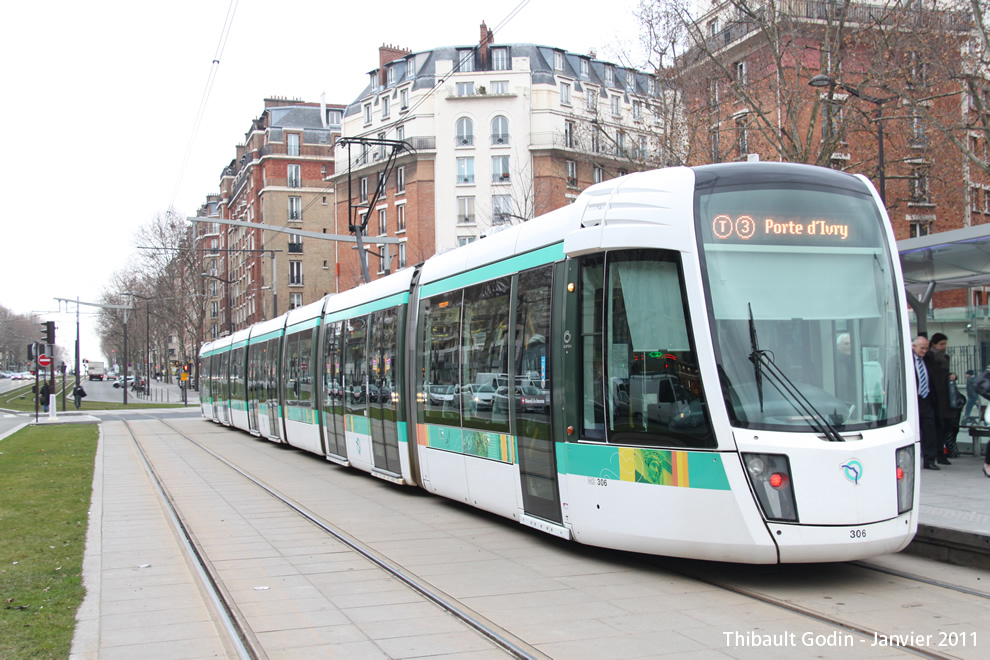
(286, 316, 321, 332)
(248, 329, 283, 345)
(326, 292, 410, 323)
(420, 243, 564, 298)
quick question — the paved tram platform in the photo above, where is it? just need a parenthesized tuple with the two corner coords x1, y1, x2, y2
(2, 413, 985, 658)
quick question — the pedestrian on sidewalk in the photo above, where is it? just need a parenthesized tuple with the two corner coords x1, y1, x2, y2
(925, 333, 952, 466)
(72, 383, 87, 409)
(40, 381, 51, 413)
(914, 337, 940, 471)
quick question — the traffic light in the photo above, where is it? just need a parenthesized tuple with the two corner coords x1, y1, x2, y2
(27, 343, 35, 361)
(40, 321, 55, 345)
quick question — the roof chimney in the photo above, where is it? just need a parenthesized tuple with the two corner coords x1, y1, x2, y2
(479, 21, 494, 69)
(379, 43, 412, 86)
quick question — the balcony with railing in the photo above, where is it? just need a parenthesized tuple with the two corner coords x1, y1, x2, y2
(260, 142, 335, 159)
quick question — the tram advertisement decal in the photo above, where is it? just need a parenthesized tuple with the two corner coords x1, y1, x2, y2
(417, 425, 517, 464)
(565, 444, 730, 490)
(286, 406, 318, 424)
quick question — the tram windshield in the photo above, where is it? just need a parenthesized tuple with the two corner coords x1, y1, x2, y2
(696, 171, 906, 433)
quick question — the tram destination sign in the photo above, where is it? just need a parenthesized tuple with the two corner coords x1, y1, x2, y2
(711, 214, 851, 243)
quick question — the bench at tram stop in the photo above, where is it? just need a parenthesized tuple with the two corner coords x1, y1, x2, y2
(966, 426, 990, 456)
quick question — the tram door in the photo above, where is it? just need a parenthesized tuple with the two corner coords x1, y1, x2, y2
(370, 308, 402, 475)
(322, 322, 347, 458)
(515, 266, 562, 524)
(265, 338, 281, 440)
(218, 351, 231, 425)
(209, 354, 220, 421)
(246, 344, 259, 434)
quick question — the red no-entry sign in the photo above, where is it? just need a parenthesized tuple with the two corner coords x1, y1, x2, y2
(38, 355, 52, 368)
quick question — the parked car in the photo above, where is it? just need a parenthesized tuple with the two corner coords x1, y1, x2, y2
(493, 385, 550, 414)
(427, 384, 456, 406)
(459, 383, 496, 411)
(113, 376, 136, 388)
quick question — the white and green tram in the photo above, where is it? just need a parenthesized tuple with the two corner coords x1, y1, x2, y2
(199, 162, 918, 563)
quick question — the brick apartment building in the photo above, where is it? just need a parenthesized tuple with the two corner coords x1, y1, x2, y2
(204, 98, 345, 335)
(332, 23, 666, 289)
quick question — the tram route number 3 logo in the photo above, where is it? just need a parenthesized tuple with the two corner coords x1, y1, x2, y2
(713, 215, 757, 240)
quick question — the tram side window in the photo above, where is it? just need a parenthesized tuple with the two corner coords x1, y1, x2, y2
(345, 316, 369, 416)
(419, 292, 462, 426)
(283, 330, 314, 407)
(606, 250, 715, 448)
(246, 345, 260, 402)
(372, 308, 399, 405)
(460, 277, 511, 433)
(516, 266, 553, 390)
(199, 359, 208, 400)
(297, 328, 314, 407)
(264, 338, 279, 403)
(219, 351, 230, 400)
(230, 347, 245, 402)
(580, 256, 606, 440)
(324, 321, 342, 405)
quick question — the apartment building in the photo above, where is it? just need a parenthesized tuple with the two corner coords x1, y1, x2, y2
(214, 98, 345, 334)
(333, 24, 666, 289)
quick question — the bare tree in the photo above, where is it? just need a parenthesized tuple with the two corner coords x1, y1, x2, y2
(96, 208, 210, 377)
(0, 304, 36, 371)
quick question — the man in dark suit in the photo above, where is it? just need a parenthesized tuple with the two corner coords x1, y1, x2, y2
(926, 332, 952, 466)
(913, 336, 939, 470)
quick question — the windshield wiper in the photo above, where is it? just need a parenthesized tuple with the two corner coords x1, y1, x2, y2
(747, 304, 845, 443)
(747, 304, 765, 412)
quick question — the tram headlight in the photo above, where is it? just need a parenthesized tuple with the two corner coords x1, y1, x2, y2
(895, 445, 915, 514)
(741, 452, 798, 523)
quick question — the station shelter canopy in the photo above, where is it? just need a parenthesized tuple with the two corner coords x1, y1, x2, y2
(898, 223, 990, 334)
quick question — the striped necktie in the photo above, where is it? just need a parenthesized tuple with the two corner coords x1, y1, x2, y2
(916, 356, 929, 398)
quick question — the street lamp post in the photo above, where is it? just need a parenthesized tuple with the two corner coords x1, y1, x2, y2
(809, 74, 896, 206)
(202, 272, 234, 336)
(128, 293, 154, 398)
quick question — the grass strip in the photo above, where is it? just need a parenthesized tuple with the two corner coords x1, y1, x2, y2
(0, 383, 186, 412)
(0, 424, 98, 659)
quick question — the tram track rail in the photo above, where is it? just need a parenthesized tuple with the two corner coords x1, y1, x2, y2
(120, 414, 541, 660)
(119, 417, 255, 659)
(851, 560, 990, 601)
(115, 413, 987, 660)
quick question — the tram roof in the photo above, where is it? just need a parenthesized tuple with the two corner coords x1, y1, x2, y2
(898, 223, 990, 295)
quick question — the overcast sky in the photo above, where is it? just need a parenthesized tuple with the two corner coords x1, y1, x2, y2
(2, 0, 643, 365)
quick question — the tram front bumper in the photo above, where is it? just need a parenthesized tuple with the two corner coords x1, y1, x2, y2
(769, 512, 917, 563)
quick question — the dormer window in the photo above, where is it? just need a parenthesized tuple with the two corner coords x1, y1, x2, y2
(458, 49, 474, 72)
(580, 59, 589, 77)
(492, 47, 508, 71)
(554, 51, 564, 72)
(369, 71, 378, 90)
(387, 65, 396, 85)
(605, 65, 614, 85)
